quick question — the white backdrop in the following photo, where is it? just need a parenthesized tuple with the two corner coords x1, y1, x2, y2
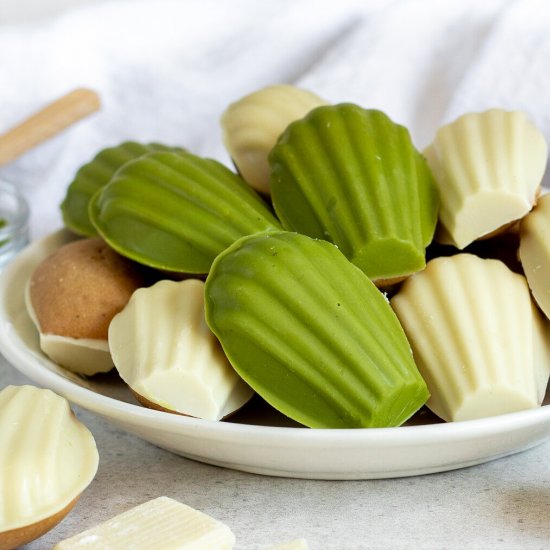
(1, 0, 549, 238)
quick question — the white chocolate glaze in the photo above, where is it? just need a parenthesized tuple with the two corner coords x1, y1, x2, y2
(425, 109, 547, 249)
(531, 297, 550, 404)
(519, 193, 550, 321)
(54, 496, 235, 549)
(221, 84, 326, 194)
(25, 282, 113, 375)
(108, 279, 254, 420)
(391, 254, 550, 422)
(0, 385, 98, 532)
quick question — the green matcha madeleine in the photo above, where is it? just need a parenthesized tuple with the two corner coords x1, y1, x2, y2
(204, 231, 429, 429)
(61, 142, 185, 237)
(269, 104, 439, 283)
(89, 151, 281, 274)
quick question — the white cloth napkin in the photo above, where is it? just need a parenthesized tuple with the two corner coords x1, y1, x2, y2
(0, 0, 548, 239)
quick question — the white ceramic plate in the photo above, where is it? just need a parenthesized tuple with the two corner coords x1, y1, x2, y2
(2, 230, 550, 480)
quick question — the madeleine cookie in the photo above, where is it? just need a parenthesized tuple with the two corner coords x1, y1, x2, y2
(89, 151, 281, 274)
(27, 237, 147, 375)
(61, 141, 186, 237)
(391, 254, 550, 421)
(109, 279, 254, 420)
(270, 105, 439, 284)
(221, 84, 326, 194)
(425, 109, 547, 249)
(0, 385, 98, 550)
(519, 193, 550, 320)
(205, 231, 428, 429)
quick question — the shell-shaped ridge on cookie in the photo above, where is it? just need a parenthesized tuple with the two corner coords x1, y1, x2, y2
(269, 104, 439, 283)
(425, 109, 547, 249)
(0, 385, 98, 547)
(391, 253, 550, 421)
(109, 279, 254, 420)
(205, 231, 429, 429)
(221, 84, 326, 194)
(61, 141, 186, 237)
(89, 150, 281, 273)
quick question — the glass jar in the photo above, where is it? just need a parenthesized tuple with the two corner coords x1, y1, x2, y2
(0, 180, 29, 269)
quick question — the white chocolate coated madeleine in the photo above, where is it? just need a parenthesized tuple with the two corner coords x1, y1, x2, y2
(520, 193, 550, 320)
(391, 254, 550, 422)
(26, 237, 148, 375)
(425, 109, 547, 249)
(0, 385, 98, 549)
(54, 496, 235, 550)
(109, 279, 254, 420)
(532, 294, 550, 405)
(221, 84, 326, 194)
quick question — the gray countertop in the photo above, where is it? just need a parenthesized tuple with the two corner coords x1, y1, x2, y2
(3, 361, 550, 550)
(2, 1, 550, 548)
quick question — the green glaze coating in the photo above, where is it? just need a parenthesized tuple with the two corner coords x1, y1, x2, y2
(61, 142, 184, 236)
(89, 151, 281, 273)
(269, 105, 439, 282)
(205, 231, 429, 429)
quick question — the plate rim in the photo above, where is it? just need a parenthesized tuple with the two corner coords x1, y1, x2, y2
(2, 228, 550, 450)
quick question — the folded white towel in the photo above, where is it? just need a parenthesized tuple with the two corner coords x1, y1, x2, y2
(0, 0, 547, 238)
(445, 0, 550, 153)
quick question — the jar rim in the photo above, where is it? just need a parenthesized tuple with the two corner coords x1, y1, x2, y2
(0, 179, 30, 240)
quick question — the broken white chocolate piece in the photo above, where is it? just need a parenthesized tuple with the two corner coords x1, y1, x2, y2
(108, 279, 254, 420)
(221, 84, 326, 194)
(519, 192, 550, 321)
(53, 496, 235, 550)
(266, 539, 309, 550)
(0, 385, 98, 549)
(391, 254, 550, 422)
(424, 109, 547, 249)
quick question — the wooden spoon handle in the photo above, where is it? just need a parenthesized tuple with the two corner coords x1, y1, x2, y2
(0, 88, 100, 166)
